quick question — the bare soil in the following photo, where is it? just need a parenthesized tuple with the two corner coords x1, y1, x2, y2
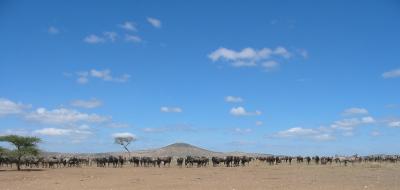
(1, 162, 400, 190)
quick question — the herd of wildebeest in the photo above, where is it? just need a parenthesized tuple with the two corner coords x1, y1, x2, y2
(1, 154, 400, 170)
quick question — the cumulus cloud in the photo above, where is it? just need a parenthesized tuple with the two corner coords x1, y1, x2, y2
(225, 96, 243, 103)
(382, 69, 400, 79)
(25, 108, 110, 125)
(276, 127, 334, 141)
(70, 99, 102, 109)
(388, 121, 400, 128)
(48, 26, 59, 34)
(230, 106, 261, 116)
(342, 107, 369, 115)
(84, 34, 106, 44)
(147, 17, 161, 28)
(330, 116, 375, 131)
(0, 98, 30, 116)
(119, 21, 137, 31)
(125, 34, 142, 43)
(160, 106, 182, 113)
(73, 69, 130, 84)
(208, 46, 294, 69)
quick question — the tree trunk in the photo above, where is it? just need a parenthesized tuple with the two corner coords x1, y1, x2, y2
(17, 157, 21, 171)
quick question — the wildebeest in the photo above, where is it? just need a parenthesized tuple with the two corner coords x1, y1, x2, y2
(176, 157, 184, 167)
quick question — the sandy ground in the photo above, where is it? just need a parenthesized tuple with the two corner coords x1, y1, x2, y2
(1, 162, 400, 190)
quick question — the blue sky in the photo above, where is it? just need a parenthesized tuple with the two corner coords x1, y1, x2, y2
(1, 0, 400, 155)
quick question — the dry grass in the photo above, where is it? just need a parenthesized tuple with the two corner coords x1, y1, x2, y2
(1, 162, 400, 190)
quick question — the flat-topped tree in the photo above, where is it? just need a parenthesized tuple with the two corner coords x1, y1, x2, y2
(113, 133, 136, 158)
(0, 146, 8, 155)
(0, 135, 41, 171)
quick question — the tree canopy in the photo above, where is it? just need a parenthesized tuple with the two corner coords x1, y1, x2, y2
(114, 133, 136, 156)
(0, 135, 41, 170)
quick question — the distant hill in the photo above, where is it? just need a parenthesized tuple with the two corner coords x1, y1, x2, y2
(41, 142, 271, 158)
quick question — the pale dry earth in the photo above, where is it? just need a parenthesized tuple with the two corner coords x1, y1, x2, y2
(1, 162, 400, 190)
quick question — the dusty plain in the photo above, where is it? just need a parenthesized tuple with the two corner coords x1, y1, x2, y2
(1, 162, 400, 190)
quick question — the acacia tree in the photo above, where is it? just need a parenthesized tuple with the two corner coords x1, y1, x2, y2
(0, 135, 41, 171)
(0, 146, 8, 155)
(114, 133, 136, 157)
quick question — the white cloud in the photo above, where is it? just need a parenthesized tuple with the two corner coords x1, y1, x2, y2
(48, 26, 59, 34)
(262, 60, 279, 71)
(73, 69, 130, 84)
(255, 121, 263, 126)
(230, 106, 261, 116)
(112, 132, 136, 139)
(0, 98, 30, 116)
(119, 21, 137, 31)
(208, 46, 297, 70)
(147, 17, 161, 28)
(70, 99, 102, 109)
(331, 116, 375, 130)
(388, 121, 400, 128)
(276, 127, 334, 141)
(34, 128, 72, 136)
(160, 106, 182, 113)
(25, 108, 110, 125)
(125, 34, 142, 43)
(382, 69, 400, 79)
(342, 107, 369, 115)
(34, 127, 92, 137)
(103, 31, 118, 42)
(225, 96, 243, 103)
(233, 128, 253, 134)
(273, 46, 291, 58)
(84, 34, 105, 44)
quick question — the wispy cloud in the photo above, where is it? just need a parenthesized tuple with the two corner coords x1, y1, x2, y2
(233, 127, 253, 134)
(230, 106, 261, 116)
(119, 21, 137, 31)
(84, 34, 106, 44)
(103, 31, 118, 42)
(125, 34, 142, 43)
(25, 108, 110, 125)
(72, 69, 130, 84)
(330, 116, 375, 131)
(388, 120, 400, 128)
(48, 26, 59, 34)
(225, 96, 243, 103)
(160, 106, 182, 113)
(342, 107, 369, 115)
(0, 98, 30, 116)
(275, 127, 335, 141)
(255, 121, 263, 126)
(147, 17, 161, 28)
(261, 60, 279, 71)
(382, 68, 400, 79)
(70, 99, 102, 109)
(34, 127, 92, 137)
(208, 46, 303, 71)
